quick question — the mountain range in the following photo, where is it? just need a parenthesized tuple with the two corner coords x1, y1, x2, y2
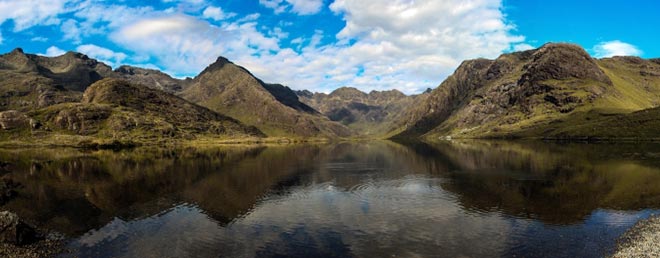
(0, 43, 658, 146)
(390, 43, 660, 140)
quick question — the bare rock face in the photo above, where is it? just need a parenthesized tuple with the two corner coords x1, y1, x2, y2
(0, 111, 29, 130)
(0, 211, 38, 246)
(519, 43, 612, 86)
(52, 105, 112, 135)
(115, 65, 189, 93)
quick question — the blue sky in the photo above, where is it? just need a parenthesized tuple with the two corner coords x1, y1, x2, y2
(0, 0, 656, 94)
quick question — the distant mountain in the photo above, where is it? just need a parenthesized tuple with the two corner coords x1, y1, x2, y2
(180, 57, 351, 138)
(0, 49, 352, 140)
(2, 44, 658, 143)
(0, 78, 263, 146)
(389, 43, 660, 140)
(297, 87, 428, 136)
(114, 65, 191, 93)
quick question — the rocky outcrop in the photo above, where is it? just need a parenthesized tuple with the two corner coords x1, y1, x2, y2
(51, 105, 112, 135)
(0, 111, 28, 130)
(115, 65, 190, 93)
(0, 211, 38, 246)
(391, 58, 494, 138)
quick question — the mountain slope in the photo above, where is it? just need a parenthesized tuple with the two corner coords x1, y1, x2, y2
(180, 57, 351, 138)
(390, 43, 660, 139)
(0, 48, 115, 111)
(297, 87, 427, 136)
(0, 78, 263, 145)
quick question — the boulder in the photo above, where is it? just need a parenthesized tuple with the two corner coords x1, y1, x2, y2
(0, 110, 29, 130)
(0, 211, 38, 246)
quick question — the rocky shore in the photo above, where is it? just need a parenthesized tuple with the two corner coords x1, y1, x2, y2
(612, 215, 660, 257)
(0, 211, 67, 258)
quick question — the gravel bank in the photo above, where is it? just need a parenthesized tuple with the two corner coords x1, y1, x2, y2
(0, 238, 66, 258)
(612, 215, 660, 258)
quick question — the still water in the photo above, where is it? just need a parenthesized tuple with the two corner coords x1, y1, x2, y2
(2, 140, 660, 257)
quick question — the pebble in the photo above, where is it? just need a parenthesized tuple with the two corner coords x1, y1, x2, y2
(612, 215, 660, 258)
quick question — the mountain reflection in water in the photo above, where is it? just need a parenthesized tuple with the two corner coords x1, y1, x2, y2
(1, 141, 660, 257)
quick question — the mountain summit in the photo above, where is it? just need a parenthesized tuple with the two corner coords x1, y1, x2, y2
(389, 43, 660, 139)
(180, 57, 351, 138)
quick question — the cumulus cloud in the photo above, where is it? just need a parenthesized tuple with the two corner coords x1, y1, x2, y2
(109, 14, 280, 75)
(281, 0, 522, 93)
(41, 46, 66, 57)
(513, 43, 535, 52)
(0, 0, 80, 31)
(593, 40, 642, 58)
(31, 37, 49, 42)
(61, 19, 82, 43)
(30, 0, 526, 94)
(202, 6, 235, 21)
(76, 44, 127, 68)
(259, 0, 324, 15)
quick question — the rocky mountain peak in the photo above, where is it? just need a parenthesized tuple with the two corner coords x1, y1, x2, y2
(520, 43, 612, 85)
(329, 87, 368, 99)
(368, 89, 406, 99)
(10, 48, 24, 55)
(0, 47, 36, 71)
(197, 56, 233, 76)
(115, 65, 164, 76)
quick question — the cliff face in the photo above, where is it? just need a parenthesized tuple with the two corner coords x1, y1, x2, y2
(390, 43, 660, 139)
(180, 57, 351, 138)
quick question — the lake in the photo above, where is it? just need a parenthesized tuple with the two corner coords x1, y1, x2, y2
(1, 140, 660, 257)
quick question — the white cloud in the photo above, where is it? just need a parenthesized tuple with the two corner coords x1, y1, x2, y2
(162, 0, 204, 4)
(259, 0, 323, 15)
(594, 40, 642, 58)
(43, 0, 525, 94)
(0, 31, 3, 45)
(109, 14, 279, 76)
(286, 0, 324, 15)
(61, 19, 81, 43)
(246, 0, 523, 93)
(0, 0, 81, 31)
(41, 46, 66, 57)
(76, 44, 127, 68)
(202, 6, 235, 21)
(31, 36, 49, 42)
(513, 43, 534, 52)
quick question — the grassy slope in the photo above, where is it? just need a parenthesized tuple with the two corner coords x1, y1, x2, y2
(423, 56, 660, 140)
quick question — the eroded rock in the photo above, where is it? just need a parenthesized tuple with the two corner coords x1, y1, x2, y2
(0, 211, 38, 246)
(0, 111, 29, 130)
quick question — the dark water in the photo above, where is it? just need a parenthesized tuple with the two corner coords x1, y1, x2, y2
(2, 141, 660, 257)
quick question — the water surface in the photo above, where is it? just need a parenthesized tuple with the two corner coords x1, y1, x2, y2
(2, 140, 660, 257)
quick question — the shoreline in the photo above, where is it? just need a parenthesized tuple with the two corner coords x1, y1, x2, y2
(612, 215, 660, 257)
